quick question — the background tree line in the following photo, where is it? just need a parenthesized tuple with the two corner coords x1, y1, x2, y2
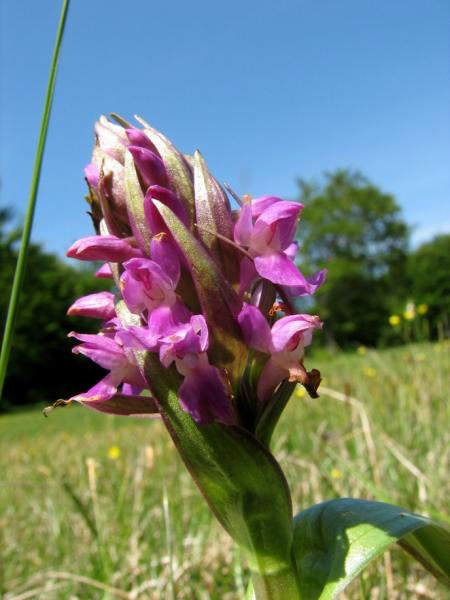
(294, 170, 450, 348)
(1, 171, 449, 409)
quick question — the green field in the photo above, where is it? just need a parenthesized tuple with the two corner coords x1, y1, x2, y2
(1, 342, 449, 599)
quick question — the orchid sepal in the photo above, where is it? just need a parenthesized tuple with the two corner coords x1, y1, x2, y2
(193, 150, 238, 282)
(124, 150, 152, 255)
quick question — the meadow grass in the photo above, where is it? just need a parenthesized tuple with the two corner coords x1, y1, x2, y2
(1, 342, 448, 599)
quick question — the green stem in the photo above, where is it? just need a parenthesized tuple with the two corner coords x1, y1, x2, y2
(250, 565, 301, 600)
(0, 0, 70, 400)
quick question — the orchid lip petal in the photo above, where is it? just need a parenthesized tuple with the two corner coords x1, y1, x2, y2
(254, 251, 311, 286)
(71, 372, 120, 404)
(287, 268, 327, 297)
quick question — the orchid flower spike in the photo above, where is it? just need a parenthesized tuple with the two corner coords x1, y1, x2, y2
(60, 114, 325, 434)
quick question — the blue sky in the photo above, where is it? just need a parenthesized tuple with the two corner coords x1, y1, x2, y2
(1, 0, 449, 257)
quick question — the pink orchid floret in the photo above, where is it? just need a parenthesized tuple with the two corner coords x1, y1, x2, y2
(120, 237, 190, 338)
(238, 303, 322, 402)
(68, 329, 147, 408)
(234, 196, 326, 296)
(159, 316, 235, 425)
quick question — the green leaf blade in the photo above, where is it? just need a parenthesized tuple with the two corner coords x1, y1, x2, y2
(292, 498, 450, 599)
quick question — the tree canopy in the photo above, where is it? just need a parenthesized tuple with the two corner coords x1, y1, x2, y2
(296, 170, 410, 346)
(407, 234, 450, 336)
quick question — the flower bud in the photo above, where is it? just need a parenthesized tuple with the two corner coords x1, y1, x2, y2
(67, 291, 116, 320)
(67, 235, 142, 262)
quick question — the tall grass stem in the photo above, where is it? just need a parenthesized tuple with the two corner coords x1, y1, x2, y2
(0, 0, 70, 400)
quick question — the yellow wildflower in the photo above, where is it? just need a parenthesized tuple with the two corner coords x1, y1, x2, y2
(403, 310, 415, 321)
(331, 468, 342, 479)
(417, 303, 428, 315)
(389, 315, 401, 326)
(108, 446, 121, 460)
(357, 346, 367, 355)
(363, 366, 377, 379)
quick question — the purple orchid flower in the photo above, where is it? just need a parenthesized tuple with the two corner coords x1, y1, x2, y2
(68, 329, 148, 410)
(121, 236, 189, 327)
(238, 303, 322, 402)
(234, 196, 325, 296)
(159, 316, 236, 425)
(67, 291, 116, 320)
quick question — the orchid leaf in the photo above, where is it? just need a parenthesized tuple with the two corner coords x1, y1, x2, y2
(124, 151, 152, 255)
(152, 200, 246, 382)
(134, 115, 195, 224)
(193, 150, 238, 281)
(291, 498, 450, 599)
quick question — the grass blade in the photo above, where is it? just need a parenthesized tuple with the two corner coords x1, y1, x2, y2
(0, 0, 70, 399)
